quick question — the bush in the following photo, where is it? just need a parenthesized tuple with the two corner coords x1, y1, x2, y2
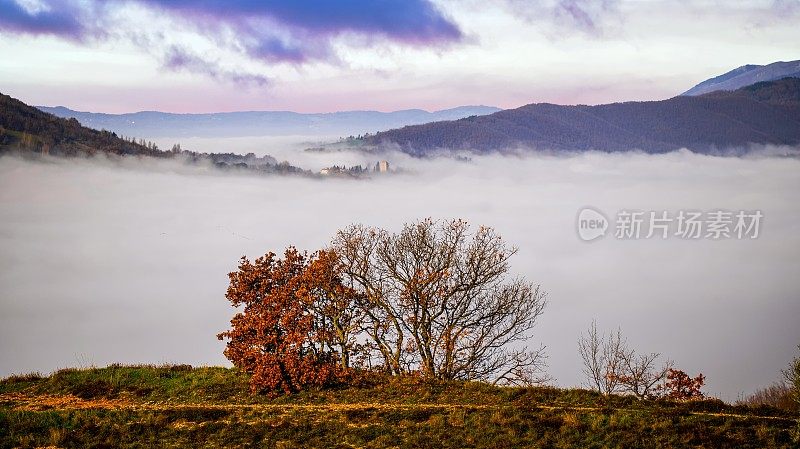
(217, 248, 350, 394)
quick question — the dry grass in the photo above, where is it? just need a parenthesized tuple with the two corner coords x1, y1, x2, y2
(1, 364, 798, 448)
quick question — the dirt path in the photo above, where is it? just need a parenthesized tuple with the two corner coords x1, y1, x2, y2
(1, 392, 795, 422)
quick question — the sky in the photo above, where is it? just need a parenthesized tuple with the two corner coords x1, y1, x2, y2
(1, 0, 799, 113)
(1, 147, 798, 400)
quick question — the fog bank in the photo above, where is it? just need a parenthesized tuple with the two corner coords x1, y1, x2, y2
(1, 150, 798, 401)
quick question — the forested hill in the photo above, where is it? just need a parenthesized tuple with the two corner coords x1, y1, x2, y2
(364, 78, 800, 155)
(0, 92, 308, 173)
(0, 92, 164, 157)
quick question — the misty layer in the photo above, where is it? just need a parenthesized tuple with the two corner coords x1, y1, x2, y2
(0, 150, 798, 401)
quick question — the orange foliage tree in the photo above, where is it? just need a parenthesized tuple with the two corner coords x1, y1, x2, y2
(662, 369, 705, 400)
(217, 247, 359, 393)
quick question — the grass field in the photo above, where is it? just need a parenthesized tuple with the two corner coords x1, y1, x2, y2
(1, 364, 798, 448)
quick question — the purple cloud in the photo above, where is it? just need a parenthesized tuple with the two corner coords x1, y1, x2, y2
(0, 0, 89, 40)
(0, 0, 462, 62)
(162, 46, 270, 87)
(0, 0, 463, 85)
(136, 0, 463, 45)
(502, 0, 620, 37)
(554, 0, 607, 34)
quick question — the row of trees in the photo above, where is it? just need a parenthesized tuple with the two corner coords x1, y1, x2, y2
(218, 219, 549, 393)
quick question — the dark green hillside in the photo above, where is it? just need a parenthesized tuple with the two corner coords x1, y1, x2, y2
(0, 92, 165, 157)
(366, 78, 800, 154)
(1, 365, 797, 448)
(0, 92, 313, 175)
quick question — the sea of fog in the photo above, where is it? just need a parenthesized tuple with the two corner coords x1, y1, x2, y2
(1, 139, 799, 401)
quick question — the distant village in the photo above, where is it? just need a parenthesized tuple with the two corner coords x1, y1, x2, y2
(318, 160, 393, 178)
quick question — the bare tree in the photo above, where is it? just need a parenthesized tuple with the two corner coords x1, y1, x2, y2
(578, 321, 626, 394)
(493, 345, 552, 386)
(616, 351, 672, 399)
(578, 321, 670, 398)
(331, 218, 548, 384)
(331, 224, 407, 375)
(578, 320, 604, 392)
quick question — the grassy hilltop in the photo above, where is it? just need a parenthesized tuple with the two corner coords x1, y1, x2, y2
(1, 365, 798, 448)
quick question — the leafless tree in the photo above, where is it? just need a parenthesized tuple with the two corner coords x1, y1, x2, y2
(578, 321, 670, 398)
(616, 351, 672, 399)
(578, 321, 626, 394)
(493, 345, 552, 386)
(331, 218, 548, 384)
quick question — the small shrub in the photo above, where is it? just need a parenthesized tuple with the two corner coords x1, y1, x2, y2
(661, 369, 705, 400)
(169, 364, 193, 372)
(737, 382, 796, 412)
(4, 372, 43, 383)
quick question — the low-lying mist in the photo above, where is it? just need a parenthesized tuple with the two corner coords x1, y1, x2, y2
(1, 147, 798, 401)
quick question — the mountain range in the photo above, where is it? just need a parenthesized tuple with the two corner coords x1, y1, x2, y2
(682, 60, 800, 96)
(37, 105, 501, 139)
(363, 77, 800, 155)
(5, 63, 800, 159)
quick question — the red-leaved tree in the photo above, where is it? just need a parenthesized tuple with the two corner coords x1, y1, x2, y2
(217, 248, 350, 393)
(662, 369, 705, 400)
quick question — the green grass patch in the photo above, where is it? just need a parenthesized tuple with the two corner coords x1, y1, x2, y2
(1, 364, 798, 448)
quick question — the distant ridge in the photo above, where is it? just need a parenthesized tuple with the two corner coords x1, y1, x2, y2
(363, 78, 800, 155)
(37, 105, 502, 139)
(683, 60, 800, 96)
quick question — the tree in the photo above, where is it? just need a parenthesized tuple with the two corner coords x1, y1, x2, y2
(786, 346, 800, 443)
(783, 344, 800, 409)
(578, 321, 626, 395)
(217, 248, 344, 393)
(662, 369, 705, 400)
(578, 321, 670, 398)
(331, 218, 548, 385)
(299, 249, 365, 370)
(615, 350, 672, 399)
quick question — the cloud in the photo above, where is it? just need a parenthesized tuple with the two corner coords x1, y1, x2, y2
(136, 0, 463, 47)
(501, 0, 621, 37)
(162, 46, 270, 88)
(0, 0, 91, 40)
(1, 146, 798, 401)
(553, 0, 618, 35)
(0, 0, 463, 82)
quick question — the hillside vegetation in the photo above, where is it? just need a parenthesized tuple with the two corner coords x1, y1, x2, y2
(365, 78, 800, 155)
(1, 365, 798, 448)
(0, 92, 310, 175)
(0, 92, 163, 158)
